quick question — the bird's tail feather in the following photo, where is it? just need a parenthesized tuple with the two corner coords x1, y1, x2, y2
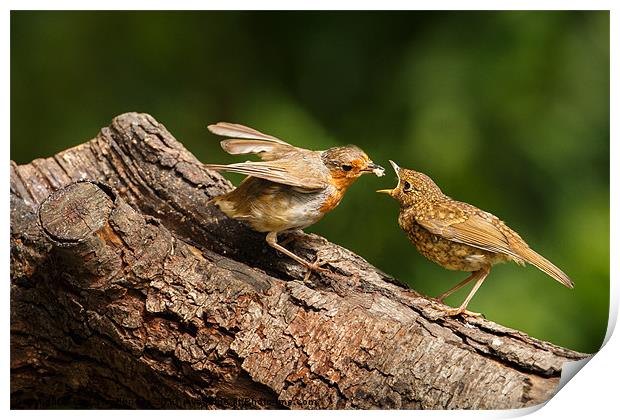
(519, 247, 574, 288)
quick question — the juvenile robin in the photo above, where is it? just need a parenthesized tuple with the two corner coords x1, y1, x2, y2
(377, 161, 573, 316)
(204, 122, 385, 277)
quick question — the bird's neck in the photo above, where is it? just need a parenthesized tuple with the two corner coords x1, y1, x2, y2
(325, 175, 359, 197)
(318, 184, 349, 213)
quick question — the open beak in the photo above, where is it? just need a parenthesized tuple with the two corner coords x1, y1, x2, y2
(365, 162, 385, 177)
(388, 160, 401, 174)
(376, 160, 401, 196)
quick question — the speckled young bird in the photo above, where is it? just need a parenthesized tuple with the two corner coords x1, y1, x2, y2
(205, 122, 384, 276)
(377, 161, 573, 316)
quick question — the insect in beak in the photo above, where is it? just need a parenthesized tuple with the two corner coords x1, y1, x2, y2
(365, 162, 385, 177)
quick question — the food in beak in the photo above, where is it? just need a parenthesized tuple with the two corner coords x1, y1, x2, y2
(367, 163, 385, 177)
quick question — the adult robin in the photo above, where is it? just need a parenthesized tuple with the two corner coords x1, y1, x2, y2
(205, 122, 385, 276)
(377, 160, 573, 316)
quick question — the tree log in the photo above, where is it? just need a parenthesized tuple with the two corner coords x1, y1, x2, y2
(10, 112, 588, 409)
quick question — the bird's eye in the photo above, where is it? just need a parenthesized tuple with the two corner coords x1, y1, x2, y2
(341, 164, 353, 172)
(403, 181, 412, 192)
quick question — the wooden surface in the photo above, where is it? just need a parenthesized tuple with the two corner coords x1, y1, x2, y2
(10, 113, 587, 409)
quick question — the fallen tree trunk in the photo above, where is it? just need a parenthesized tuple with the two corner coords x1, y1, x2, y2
(10, 112, 587, 409)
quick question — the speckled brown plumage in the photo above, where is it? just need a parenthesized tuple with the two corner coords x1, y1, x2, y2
(378, 161, 573, 316)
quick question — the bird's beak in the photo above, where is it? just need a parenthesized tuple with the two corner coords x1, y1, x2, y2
(376, 160, 401, 196)
(365, 162, 385, 177)
(388, 160, 401, 175)
(388, 160, 402, 182)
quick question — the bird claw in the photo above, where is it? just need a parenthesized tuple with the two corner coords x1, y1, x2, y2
(442, 306, 483, 318)
(428, 300, 483, 318)
(303, 252, 345, 283)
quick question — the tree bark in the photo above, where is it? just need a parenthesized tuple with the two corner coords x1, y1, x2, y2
(10, 112, 587, 409)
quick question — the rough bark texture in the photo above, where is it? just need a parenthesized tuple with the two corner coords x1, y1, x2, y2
(10, 112, 588, 409)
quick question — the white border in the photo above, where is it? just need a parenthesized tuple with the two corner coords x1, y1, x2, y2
(3, 2, 616, 418)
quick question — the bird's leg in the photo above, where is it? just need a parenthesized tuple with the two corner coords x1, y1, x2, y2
(279, 229, 305, 247)
(266, 231, 315, 268)
(436, 272, 479, 302)
(444, 266, 491, 317)
(266, 232, 339, 280)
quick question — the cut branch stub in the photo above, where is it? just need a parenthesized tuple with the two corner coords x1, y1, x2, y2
(39, 181, 114, 245)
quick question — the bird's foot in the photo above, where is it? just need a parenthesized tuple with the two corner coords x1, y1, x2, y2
(442, 306, 483, 318)
(303, 252, 346, 283)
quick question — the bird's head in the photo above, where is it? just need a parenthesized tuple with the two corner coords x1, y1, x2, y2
(376, 160, 443, 207)
(321, 146, 384, 188)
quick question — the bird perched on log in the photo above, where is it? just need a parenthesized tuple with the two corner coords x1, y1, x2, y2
(377, 160, 573, 316)
(205, 122, 385, 277)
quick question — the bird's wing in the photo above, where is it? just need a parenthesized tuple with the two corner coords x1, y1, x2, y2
(208, 122, 290, 143)
(417, 202, 574, 288)
(208, 122, 298, 161)
(219, 139, 298, 161)
(204, 155, 330, 191)
(416, 202, 523, 259)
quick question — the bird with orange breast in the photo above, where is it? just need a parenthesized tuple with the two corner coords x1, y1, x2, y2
(205, 122, 384, 277)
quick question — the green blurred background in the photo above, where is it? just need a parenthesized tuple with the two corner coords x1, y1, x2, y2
(11, 11, 609, 353)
